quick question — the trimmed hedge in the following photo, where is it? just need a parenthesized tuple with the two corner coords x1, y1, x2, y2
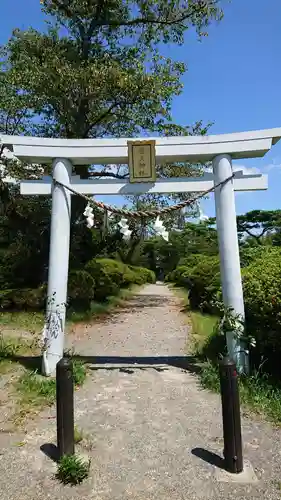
(85, 258, 155, 301)
(0, 259, 155, 311)
(166, 254, 221, 313)
(242, 248, 281, 373)
(187, 256, 220, 312)
(67, 270, 95, 309)
(167, 247, 281, 375)
(0, 285, 47, 310)
(128, 265, 156, 285)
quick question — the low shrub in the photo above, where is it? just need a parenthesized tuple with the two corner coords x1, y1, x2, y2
(0, 258, 155, 311)
(56, 455, 91, 485)
(85, 258, 155, 301)
(188, 257, 221, 313)
(166, 265, 192, 287)
(239, 245, 279, 268)
(129, 265, 156, 285)
(166, 255, 221, 313)
(177, 254, 209, 269)
(0, 285, 46, 311)
(67, 270, 95, 309)
(242, 249, 281, 374)
(85, 258, 127, 301)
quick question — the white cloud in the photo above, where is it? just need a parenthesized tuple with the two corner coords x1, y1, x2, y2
(205, 164, 261, 175)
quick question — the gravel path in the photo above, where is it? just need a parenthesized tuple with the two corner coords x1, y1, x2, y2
(1, 283, 281, 500)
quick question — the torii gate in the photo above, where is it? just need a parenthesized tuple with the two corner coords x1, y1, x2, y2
(2, 128, 280, 376)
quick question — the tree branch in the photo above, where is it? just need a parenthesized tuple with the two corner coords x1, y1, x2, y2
(88, 171, 129, 179)
(52, 0, 213, 32)
(241, 227, 266, 244)
(83, 92, 141, 137)
(83, 101, 120, 137)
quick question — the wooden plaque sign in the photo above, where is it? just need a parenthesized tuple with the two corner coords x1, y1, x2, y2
(128, 140, 156, 183)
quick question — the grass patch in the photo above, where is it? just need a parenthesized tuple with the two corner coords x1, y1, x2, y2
(74, 426, 84, 444)
(189, 310, 219, 355)
(0, 286, 139, 331)
(72, 360, 87, 386)
(200, 362, 281, 424)
(171, 285, 219, 355)
(16, 370, 56, 409)
(67, 286, 139, 324)
(0, 311, 44, 331)
(13, 359, 88, 423)
(0, 359, 14, 374)
(56, 454, 90, 485)
(0, 335, 39, 374)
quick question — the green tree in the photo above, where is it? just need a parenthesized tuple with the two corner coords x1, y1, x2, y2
(141, 220, 218, 273)
(3, 0, 222, 178)
(236, 210, 281, 246)
(0, 0, 224, 290)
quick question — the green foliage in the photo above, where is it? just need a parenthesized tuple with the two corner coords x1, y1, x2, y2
(85, 258, 154, 301)
(171, 244, 281, 377)
(85, 258, 126, 300)
(0, 335, 34, 362)
(196, 322, 226, 361)
(167, 254, 221, 313)
(0, 285, 46, 310)
(239, 245, 273, 268)
(4, 0, 222, 142)
(0, 2, 223, 308)
(0, 311, 43, 330)
(128, 265, 156, 284)
(187, 256, 220, 312)
(56, 454, 90, 485)
(0, 190, 51, 289)
(237, 209, 281, 245)
(0, 0, 221, 224)
(166, 265, 193, 286)
(16, 371, 57, 408)
(0, 258, 154, 312)
(200, 361, 221, 392)
(186, 304, 281, 424)
(242, 248, 281, 374)
(13, 359, 87, 421)
(199, 361, 281, 425)
(177, 253, 211, 268)
(74, 426, 84, 444)
(142, 223, 218, 276)
(72, 360, 87, 386)
(67, 270, 95, 309)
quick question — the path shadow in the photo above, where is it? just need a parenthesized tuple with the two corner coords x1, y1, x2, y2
(123, 294, 171, 309)
(3, 354, 42, 372)
(191, 447, 225, 470)
(4, 354, 202, 376)
(40, 443, 59, 463)
(73, 355, 202, 375)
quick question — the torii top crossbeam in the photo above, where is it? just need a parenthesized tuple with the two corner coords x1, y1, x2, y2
(1, 127, 281, 164)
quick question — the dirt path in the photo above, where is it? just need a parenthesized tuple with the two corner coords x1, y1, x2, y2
(0, 284, 281, 500)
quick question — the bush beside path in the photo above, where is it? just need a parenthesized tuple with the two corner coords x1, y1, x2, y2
(0, 284, 281, 500)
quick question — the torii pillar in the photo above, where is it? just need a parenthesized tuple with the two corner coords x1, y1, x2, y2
(42, 159, 72, 376)
(213, 154, 246, 372)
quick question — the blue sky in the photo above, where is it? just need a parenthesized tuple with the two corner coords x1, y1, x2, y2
(1, 0, 281, 216)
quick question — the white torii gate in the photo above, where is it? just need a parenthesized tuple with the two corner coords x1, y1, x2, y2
(2, 128, 280, 376)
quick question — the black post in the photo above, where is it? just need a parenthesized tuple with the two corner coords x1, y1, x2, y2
(219, 357, 243, 474)
(56, 357, 75, 458)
